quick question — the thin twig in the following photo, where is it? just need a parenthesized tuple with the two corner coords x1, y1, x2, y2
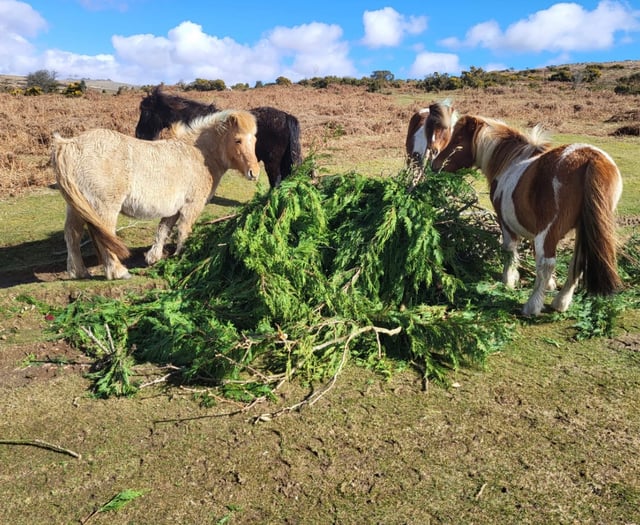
(138, 373, 176, 389)
(475, 482, 488, 500)
(80, 507, 99, 525)
(20, 359, 92, 367)
(80, 325, 111, 355)
(312, 324, 402, 352)
(202, 213, 240, 225)
(0, 439, 81, 458)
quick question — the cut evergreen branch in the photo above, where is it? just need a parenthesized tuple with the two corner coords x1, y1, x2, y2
(81, 489, 145, 524)
(50, 160, 631, 402)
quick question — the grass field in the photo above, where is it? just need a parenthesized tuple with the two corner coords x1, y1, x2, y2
(1, 70, 639, 524)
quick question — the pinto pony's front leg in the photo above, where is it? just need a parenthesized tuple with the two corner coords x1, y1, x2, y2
(500, 228, 520, 289)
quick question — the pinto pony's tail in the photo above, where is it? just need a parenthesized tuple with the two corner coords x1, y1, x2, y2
(282, 114, 303, 178)
(575, 154, 623, 295)
(51, 133, 131, 261)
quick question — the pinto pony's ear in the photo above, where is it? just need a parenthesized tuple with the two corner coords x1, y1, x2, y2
(456, 115, 483, 138)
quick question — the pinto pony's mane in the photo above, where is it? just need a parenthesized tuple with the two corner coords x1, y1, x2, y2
(428, 99, 459, 131)
(474, 117, 552, 181)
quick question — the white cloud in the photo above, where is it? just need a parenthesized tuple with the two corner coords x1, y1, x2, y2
(409, 52, 462, 77)
(110, 21, 283, 85)
(269, 22, 342, 52)
(442, 20, 502, 49)
(0, 0, 46, 36)
(442, 0, 640, 54)
(0, 0, 47, 74)
(42, 49, 118, 80)
(112, 33, 173, 69)
(109, 20, 356, 85)
(362, 7, 427, 48)
(0, 1, 355, 85)
(268, 22, 356, 78)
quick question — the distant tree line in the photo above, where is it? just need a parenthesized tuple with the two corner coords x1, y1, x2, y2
(614, 72, 640, 95)
(6, 63, 638, 96)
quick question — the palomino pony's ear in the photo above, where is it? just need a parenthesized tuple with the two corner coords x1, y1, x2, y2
(225, 112, 238, 129)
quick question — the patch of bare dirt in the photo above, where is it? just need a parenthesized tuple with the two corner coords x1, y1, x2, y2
(0, 340, 88, 390)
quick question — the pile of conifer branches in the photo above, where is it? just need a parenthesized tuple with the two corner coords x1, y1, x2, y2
(54, 162, 517, 400)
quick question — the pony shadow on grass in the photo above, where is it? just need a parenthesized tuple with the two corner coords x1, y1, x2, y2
(0, 230, 149, 288)
(209, 195, 245, 208)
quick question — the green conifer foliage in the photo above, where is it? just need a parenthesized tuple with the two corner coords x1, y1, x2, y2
(54, 162, 513, 399)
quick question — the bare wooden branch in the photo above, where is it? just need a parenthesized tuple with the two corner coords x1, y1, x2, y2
(202, 213, 240, 225)
(0, 438, 81, 458)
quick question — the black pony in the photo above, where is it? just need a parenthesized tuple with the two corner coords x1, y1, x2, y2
(135, 86, 303, 188)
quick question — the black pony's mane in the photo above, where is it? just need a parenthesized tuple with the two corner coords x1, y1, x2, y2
(141, 86, 218, 126)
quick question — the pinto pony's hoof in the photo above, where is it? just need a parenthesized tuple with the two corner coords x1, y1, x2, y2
(521, 302, 542, 317)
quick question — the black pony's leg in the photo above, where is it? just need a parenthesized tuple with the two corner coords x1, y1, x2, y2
(256, 148, 280, 188)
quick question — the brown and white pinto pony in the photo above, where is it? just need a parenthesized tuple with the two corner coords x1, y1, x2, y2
(52, 110, 260, 280)
(405, 100, 458, 169)
(431, 115, 623, 316)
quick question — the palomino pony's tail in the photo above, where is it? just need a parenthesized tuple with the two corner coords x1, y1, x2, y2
(51, 134, 131, 261)
(575, 157, 622, 295)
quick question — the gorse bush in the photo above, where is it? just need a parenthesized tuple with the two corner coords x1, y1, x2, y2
(51, 161, 630, 400)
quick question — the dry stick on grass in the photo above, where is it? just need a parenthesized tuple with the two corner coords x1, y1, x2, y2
(0, 439, 81, 459)
(202, 212, 240, 225)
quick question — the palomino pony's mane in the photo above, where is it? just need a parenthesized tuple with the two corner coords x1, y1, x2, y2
(475, 117, 552, 180)
(169, 110, 256, 141)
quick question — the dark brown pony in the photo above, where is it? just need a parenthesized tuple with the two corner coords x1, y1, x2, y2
(431, 115, 623, 316)
(405, 100, 458, 169)
(135, 86, 302, 188)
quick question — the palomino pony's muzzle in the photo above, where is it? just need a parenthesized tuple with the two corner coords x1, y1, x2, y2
(245, 161, 260, 181)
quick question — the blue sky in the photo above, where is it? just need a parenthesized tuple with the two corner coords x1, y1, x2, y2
(1, 0, 639, 86)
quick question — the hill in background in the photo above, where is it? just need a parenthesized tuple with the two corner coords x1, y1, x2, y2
(1, 59, 639, 94)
